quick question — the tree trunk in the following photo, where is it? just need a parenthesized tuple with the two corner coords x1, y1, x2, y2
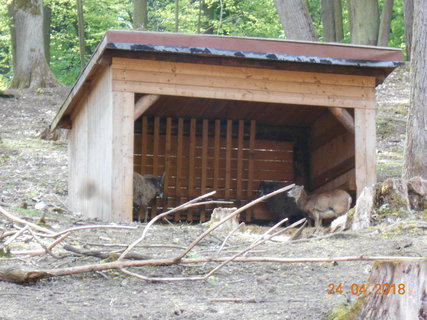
(133, 0, 148, 30)
(333, 0, 343, 41)
(348, 0, 379, 45)
(321, 0, 343, 42)
(8, 0, 59, 89)
(175, 0, 179, 32)
(42, 5, 51, 65)
(377, 0, 394, 46)
(353, 261, 427, 319)
(274, 0, 318, 41)
(403, 0, 414, 59)
(76, 0, 85, 70)
(403, 0, 427, 180)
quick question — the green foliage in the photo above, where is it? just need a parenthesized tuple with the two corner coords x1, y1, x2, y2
(0, 0, 407, 87)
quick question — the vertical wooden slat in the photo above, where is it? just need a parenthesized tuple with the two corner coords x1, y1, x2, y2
(175, 118, 184, 222)
(236, 120, 244, 201)
(225, 120, 232, 199)
(246, 120, 256, 222)
(213, 120, 221, 194)
(200, 119, 209, 221)
(188, 118, 196, 221)
(151, 116, 160, 217)
(141, 116, 148, 173)
(164, 117, 172, 213)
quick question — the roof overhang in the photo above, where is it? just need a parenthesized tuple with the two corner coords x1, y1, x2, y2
(51, 30, 403, 130)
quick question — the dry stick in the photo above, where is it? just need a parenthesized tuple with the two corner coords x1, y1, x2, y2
(216, 222, 245, 256)
(3, 255, 424, 284)
(9, 232, 70, 257)
(202, 218, 305, 281)
(119, 191, 218, 261)
(175, 184, 295, 262)
(0, 206, 55, 235)
(27, 227, 60, 259)
(3, 225, 29, 247)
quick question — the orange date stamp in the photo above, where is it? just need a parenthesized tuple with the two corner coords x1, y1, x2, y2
(328, 283, 406, 295)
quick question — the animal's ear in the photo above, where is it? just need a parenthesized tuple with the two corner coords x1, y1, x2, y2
(160, 172, 166, 184)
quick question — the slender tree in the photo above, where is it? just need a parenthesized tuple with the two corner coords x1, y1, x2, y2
(76, 0, 85, 69)
(348, 0, 379, 45)
(43, 5, 51, 64)
(403, 0, 427, 179)
(274, 0, 318, 41)
(377, 0, 394, 46)
(8, 0, 59, 88)
(133, 0, 148, 30)
(403, 0, 414, 59)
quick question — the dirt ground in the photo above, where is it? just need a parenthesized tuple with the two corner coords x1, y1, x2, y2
(0, 65, 426, 320)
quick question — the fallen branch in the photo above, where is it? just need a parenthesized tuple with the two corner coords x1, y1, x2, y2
(0, 206, 55, 235)
(0, 255, 425, 284)
(62, 244, 151, 260)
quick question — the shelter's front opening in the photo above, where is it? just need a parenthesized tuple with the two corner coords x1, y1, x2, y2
(133, 116, 299, 222)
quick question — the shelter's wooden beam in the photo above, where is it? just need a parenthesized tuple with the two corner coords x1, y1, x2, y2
(134, 94, 160, 120)
(355, 106, 376, 197)
(329, 107, 355, 134)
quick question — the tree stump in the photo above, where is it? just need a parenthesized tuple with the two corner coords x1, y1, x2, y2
(209, 207, 239, 232)
(407, 176, 427, 212)
(352, 261, 427, 320)
(351, 186, 375, 230)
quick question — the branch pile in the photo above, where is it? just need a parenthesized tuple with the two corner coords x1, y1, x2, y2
(0, 185, 424, 284)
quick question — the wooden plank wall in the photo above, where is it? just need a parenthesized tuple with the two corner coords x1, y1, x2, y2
(68, 67, 113, 220)
(309, 111, 356, 194)
(134, 116, 294, 222)
(68, 67, 134, 221)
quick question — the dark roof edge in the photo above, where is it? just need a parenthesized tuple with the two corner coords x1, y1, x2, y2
(107, 42, 403, 68)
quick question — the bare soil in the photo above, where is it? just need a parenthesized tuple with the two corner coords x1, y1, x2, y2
(0, 65, 426, 320)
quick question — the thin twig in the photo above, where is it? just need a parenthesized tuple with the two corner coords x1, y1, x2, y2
(3, 225, 29, 246)
(0, 206, 55, 235)
(118, 191, 217, 261)
(44, 225, 138, 238)
(27, 227, 60, 259)
(175, 184, 295, 261)
(216, 222, 244, 256)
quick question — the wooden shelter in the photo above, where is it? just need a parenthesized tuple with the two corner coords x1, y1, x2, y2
(52, 30, 403, 222)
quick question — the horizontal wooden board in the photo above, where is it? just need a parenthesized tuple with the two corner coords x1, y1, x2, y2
(112, 58, 376, 88)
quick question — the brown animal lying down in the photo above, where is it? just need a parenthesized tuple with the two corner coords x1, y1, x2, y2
(287, 185, 352, 229)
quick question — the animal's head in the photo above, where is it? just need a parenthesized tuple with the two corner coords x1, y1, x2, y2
(258, 181, 282, 196)
(287, 185, 304, 199)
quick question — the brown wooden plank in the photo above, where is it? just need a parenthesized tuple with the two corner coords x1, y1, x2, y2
(175, 118, 184, 221)
(153, 117, 160, 175)
(246, 120, 256, 222)
(236, 120, 244, 200)
(200, 119, 209, 221)
(188, 119, 196, 221)
(141, 116, 148, 173)
(164, 117, 172, 211)
(213, 119, 221, 193)
(113, 80, 376, 110)
(311, 156, 355, 190)
(225, 120, 232, 199)
(112, 58, 376, 88)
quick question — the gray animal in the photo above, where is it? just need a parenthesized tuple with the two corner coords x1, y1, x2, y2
(133, 172, 166, 221)
(259, 181, 306, 224)
(287, 185, 351, 230)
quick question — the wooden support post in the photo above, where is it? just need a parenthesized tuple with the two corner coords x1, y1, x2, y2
(134, 94, 160, 120)
(225, 120, 232, 200)
(111, 91, 134, 222)
(355, 106, 376, 197)
(175, 118, 184, 222)
(214, 120, 221, 196)
(329, 107, 355, 134)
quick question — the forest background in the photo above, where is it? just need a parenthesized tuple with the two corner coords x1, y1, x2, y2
(0, 0, 407, 88)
